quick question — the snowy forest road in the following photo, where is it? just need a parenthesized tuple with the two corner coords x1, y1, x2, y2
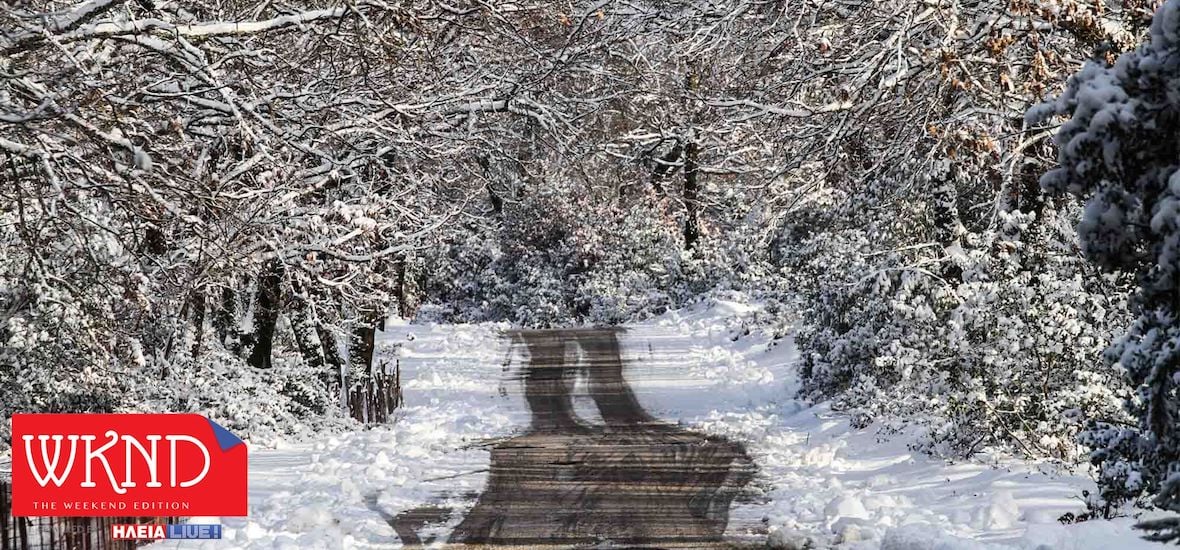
(142, 303, 1169, 549)
(391, 328, 757, 548)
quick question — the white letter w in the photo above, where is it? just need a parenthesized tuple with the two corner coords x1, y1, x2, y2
(22, 435, 79, 487)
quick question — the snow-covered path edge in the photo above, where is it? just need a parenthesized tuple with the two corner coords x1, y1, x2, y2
(150, 298, 1166, 549)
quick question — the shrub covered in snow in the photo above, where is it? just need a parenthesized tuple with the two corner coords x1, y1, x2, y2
(787, 175, 1131, 460)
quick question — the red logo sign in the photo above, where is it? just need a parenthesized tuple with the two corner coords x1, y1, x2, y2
(10, 414, 247, 517)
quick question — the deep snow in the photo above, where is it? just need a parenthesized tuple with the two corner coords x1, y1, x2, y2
(122, 299, 1172, 548)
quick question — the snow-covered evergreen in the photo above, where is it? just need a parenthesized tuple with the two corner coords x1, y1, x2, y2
(1030, 0, 1180, 535)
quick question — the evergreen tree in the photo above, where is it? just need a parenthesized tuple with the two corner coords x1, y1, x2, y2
(1031, 0, 1180, 535)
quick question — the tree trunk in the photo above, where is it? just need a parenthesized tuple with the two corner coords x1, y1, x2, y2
(395, 258, 418, 319)
(289, 280, 348, 414)
(349, 317, 377, 370)
(932, 173, 965, 284)
(346, 309, 400, 423)
(649, 140, 683, 194)
(683, 64, 702, 253)
(1016, 160, 1045, 217)
(289, 280, 335, 415)
(347, 309, 379, 421)
(487, 183, 504, 216)
(162, 295, 189, 372)
(190, 290, 205, 358)
(318, 324, 345, 408)
(684, 138, 701, 252)
(290, 281, 325, 372)
(247, 260, 283, 369)
(213, 285, 239, 353)
(476, 155, 505, 217)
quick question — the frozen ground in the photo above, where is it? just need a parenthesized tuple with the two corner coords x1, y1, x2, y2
(133, 297, 1168, 548)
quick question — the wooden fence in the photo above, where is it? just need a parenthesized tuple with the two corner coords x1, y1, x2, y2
(0, 481, 180, 550)
(347, 356, 403, 424)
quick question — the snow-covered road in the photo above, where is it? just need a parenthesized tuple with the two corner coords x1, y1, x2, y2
(151, 299, 1167, 549)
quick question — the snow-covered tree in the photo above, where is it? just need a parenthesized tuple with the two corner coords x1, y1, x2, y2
(0, 0, 479, 438)
(771, 0, 1143, 461)
(1030, 0, 1180, 531)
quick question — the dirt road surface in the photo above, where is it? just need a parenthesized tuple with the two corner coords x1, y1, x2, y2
(392, 328, 756, 548)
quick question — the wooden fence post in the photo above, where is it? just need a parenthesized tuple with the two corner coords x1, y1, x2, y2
(1, 480, 10, 550)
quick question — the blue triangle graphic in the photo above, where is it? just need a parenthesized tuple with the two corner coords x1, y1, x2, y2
(205, 418, 245, 452)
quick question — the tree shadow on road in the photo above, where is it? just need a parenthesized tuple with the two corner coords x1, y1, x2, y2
(388, 328, 756, 547)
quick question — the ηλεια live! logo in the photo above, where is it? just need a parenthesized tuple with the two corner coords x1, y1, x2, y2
(9, 414, 247, 517)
